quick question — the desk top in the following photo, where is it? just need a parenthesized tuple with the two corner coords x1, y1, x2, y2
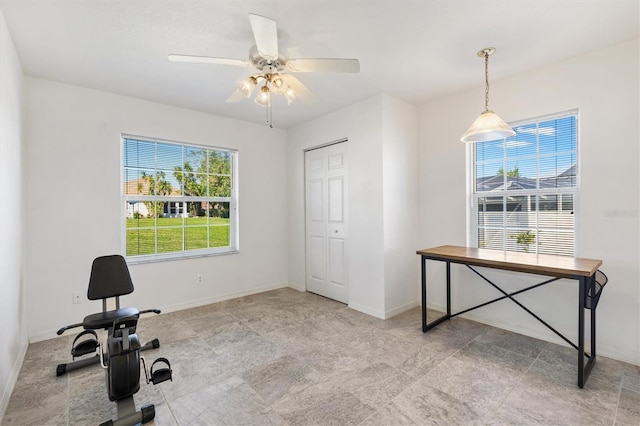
(416, 245, 602, 278)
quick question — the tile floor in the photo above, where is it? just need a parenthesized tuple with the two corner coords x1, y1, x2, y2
(3, 288, 639, 425)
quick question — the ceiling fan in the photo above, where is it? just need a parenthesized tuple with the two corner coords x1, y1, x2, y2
(168, 13, 360, 107)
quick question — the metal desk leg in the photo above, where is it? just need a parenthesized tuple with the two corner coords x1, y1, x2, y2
(422, 257, 452, 332)
(446, 261, 451, 317)
(590, 273, 597, 361)
(591, 302, 597, 360)
(578, 276, 585, 388)
(579, 274, 599, 388)
(422, 256, 427, 332)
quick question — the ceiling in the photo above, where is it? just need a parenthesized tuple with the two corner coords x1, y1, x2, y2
(1, 0, 638, 129)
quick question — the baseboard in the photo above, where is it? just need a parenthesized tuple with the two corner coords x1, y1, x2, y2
(348, 300, 422, 321)
(348, 301, 385, 319)
(0, 337, 28, 421)
(469, 314, 640, 366)
(155, 281, 290, 316)
(597, 343, 640, 366)
(29, 281, 290, 343)
(384, 300, 419, 319)
(284, 286, 417, 320)
(426, 302, 640, 366)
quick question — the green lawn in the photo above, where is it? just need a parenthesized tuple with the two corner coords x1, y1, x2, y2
(126, 217, 230, 256)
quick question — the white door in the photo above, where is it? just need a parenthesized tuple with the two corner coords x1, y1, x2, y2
(305, 142, 348, 303)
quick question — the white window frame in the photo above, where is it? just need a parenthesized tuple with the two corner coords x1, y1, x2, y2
(121, 134, 239, 264)
(468, 109, 579, 256)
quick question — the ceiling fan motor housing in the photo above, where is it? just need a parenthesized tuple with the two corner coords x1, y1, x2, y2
(249, 45, 286, 72)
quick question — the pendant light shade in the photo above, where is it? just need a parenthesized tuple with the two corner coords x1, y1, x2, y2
(236, 76, 257, 98)
(254, 85, 271, 107)
(460, 110, 515, 143)
(270, 75, 288, 95)
(461, 48, 515, 143)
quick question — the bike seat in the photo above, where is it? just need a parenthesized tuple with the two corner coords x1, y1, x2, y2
(83, 307, 140, 331)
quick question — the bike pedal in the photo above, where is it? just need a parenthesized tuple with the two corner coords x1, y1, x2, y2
(149, 357, 172, 385)
(71, 330, 99, 359)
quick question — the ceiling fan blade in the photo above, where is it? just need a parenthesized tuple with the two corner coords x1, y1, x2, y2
(248, 14, 279, 61)
(285, 58, 360, 73)
(168, 54, 251, 67)
(226, 88, 247, 103)
(281, 74, 318, 105)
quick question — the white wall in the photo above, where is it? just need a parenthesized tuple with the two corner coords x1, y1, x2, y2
(382, 95, 419, 315)
(419, 39, 640, 364)
(344, 96, 386, 316)
(0, 8, 27, 418)
(287, 94, 419, 318)
(25, 77, 289, 340)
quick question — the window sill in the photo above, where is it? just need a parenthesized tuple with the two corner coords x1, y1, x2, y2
(125, 249, 239, 265)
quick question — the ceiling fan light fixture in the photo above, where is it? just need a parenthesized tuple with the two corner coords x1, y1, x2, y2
(461, 47, 515, 143)
(270, 75, 288, 95)
(254, 85, 271, 107)
(236, 76, 257, 98)
(284, 87, 297, 105)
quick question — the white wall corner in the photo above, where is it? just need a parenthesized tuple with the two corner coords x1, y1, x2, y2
(0, 339, 28, 421)
(287, 282, 306, 292)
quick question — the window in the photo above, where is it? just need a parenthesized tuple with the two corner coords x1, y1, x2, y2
(471, 110, 578, 256)
(122, 135, 238, 261)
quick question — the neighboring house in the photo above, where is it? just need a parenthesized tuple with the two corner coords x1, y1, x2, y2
(123, 178, 186, 218)
(477, 164, 576, 193)
(476, 164, 575, 254)
(123, 179, 227, 219)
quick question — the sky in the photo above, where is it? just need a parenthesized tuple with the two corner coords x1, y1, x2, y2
(475, 115, 577, 182)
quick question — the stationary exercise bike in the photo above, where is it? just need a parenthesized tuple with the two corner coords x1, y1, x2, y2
(56, 255, 173, 425)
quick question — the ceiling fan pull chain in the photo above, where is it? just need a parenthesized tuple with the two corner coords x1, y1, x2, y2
(269, 102, 273, 128)
(266, 101, 273, 128)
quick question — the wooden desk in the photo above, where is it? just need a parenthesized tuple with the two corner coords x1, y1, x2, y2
(417, 245, 603, 388)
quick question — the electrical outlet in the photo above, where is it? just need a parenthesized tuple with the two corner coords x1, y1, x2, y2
(73, 292, 81, 304)
(197, 274, 204, 284)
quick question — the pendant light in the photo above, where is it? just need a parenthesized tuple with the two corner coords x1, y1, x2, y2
(461, 47, 515, 143)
